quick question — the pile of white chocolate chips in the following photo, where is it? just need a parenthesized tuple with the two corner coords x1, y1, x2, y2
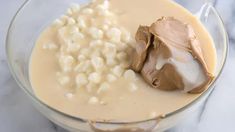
(42, 0, 138, 104)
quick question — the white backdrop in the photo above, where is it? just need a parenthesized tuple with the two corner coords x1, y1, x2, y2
(0, 0, 235, 131)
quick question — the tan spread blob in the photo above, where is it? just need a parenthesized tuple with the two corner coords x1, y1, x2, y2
(131, 17, 213, 93)
(131, 26, 152, 72)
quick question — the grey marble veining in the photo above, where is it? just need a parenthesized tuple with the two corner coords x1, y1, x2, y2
(0, 0, 235, 132)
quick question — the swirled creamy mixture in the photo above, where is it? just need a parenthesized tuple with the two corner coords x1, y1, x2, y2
(30, 0, 216, 121)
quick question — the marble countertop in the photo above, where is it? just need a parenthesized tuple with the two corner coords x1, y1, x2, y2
(0, 0, 235, 132)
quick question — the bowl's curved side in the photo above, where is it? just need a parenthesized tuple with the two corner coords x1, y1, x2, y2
(5, 0, 228, 131)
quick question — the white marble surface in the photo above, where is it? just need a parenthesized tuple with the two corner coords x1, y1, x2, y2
(0, 0, 235, 132)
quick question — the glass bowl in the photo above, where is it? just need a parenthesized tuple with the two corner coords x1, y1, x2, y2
(6, 0, 228, 131)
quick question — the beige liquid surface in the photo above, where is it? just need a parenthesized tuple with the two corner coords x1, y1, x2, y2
(30, 0, 216, 121)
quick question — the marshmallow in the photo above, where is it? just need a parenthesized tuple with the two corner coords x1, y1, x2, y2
(88, 72, 102, 84)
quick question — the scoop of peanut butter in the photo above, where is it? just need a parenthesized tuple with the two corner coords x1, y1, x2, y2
(131, 17, 213, 93)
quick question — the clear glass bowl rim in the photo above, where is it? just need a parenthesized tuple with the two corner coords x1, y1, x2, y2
(5, 0, 229, 125)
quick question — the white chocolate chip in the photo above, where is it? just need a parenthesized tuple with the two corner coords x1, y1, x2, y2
(82, 8, 94, 15)
(97, 82, 109, 94)
(67, 17, 76, 25)
(103, 0, 110, 9)
(58, 27, 68, 42)
(72, 32, 85, 40)
(77, 17, 87, 29)
(69, 26, 79, 34)
(90, 18, 96, 27)
(59, 45, 67, 53)
(56, 73, 70, 86)
(74, 60, 92, 73)
(103, 19, 112, 25)
(121, 29, 131, 43)
(70, 3, 80, 13)
(106, 27, 121, 43)
(128, 41, 136, 48)
(66, 42, 80, 53)
(117, 42, 128, 51)
(65, 93, 74, 99)
(103, 42, 116, 58)
(102, 24, 109, 31)
(88, 27, 104, 39)
(123, 69, 136, 80)
(77, 54, 86, 62)
(96, 5, 106, 13)
(90, 50, 101, 58)
(96, 1, 109, 11)
(60, 15, 69, 24)
(98, 9, 111, 16)
(112, 65, 124, 77)
(106, 74, 117, 82)
(59, 55, 75, 72)
(67, 8, 73, 15)
(52, 19, 64, 27)
(117, 52, 127, 61)
(42, 43, 58, 50)
(80, 48, 90, 57)
(88, 72, 102, 84)
(76, 73, 88, 87)
(120, 61, 131, 69)
(58, 76, 70, 85)
(89, 40, 103, 47)
(91, 56, 104, 71)
(88, 96, 99, 104)
(106, 57, 117, 66)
